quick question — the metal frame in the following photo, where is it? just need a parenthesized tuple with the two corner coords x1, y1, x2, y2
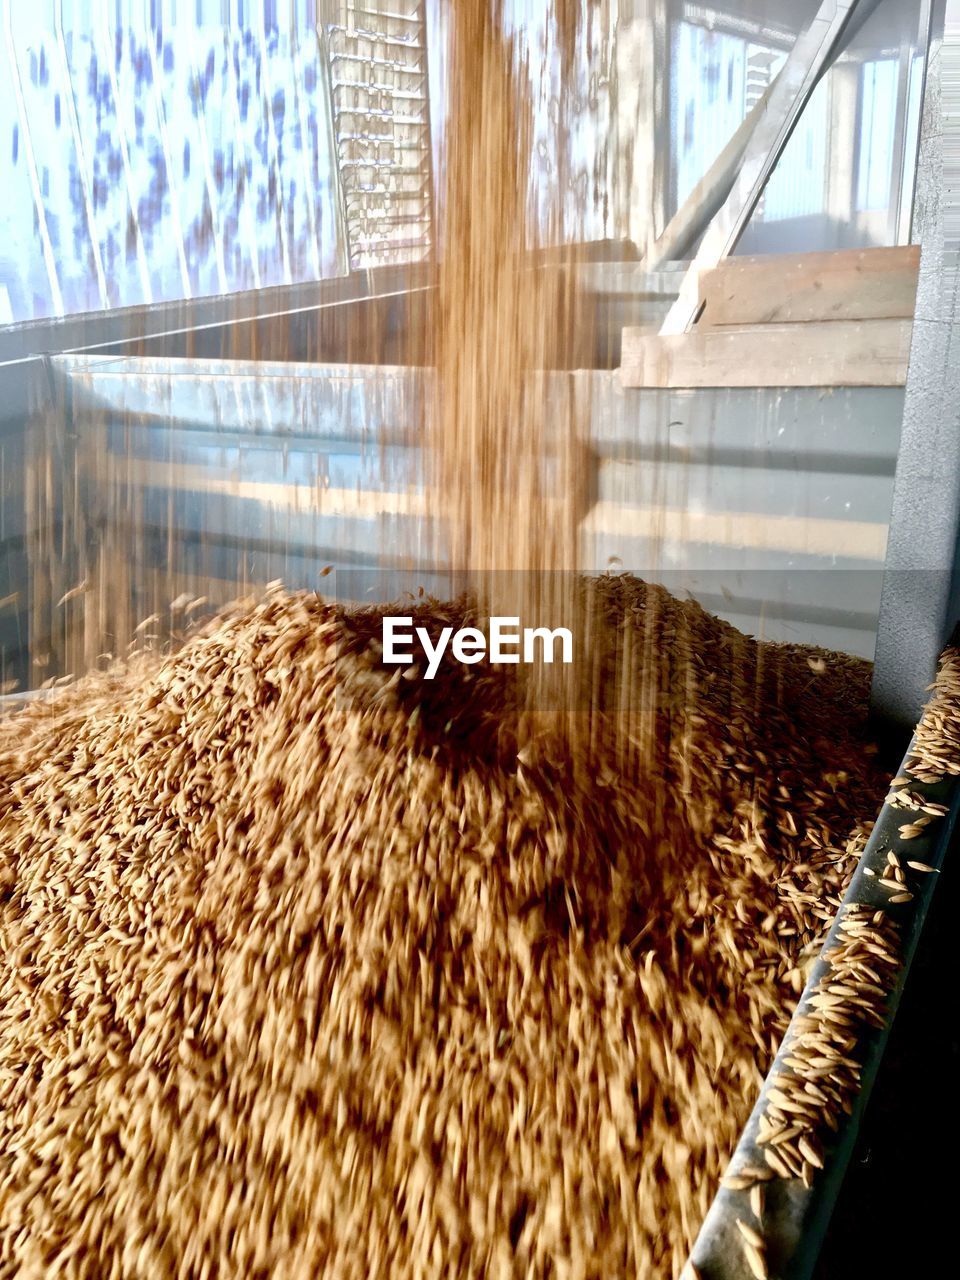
(647, 83, 773, 271)
(323, 0, 433, 270)
(901, 0, 936, 245)
(687, 8, 959, 1272)
(316, 12, 352, 278)
(886, 21, 916, 246)
(660, 0, 882, 335)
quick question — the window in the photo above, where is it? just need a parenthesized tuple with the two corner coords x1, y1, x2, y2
(856, 58, 899, 213)
(0, 4, 345, 324)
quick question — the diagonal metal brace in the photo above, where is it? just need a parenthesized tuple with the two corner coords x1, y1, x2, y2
(660, 0, 882, 336)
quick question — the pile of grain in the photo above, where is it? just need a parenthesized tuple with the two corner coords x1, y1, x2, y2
(0, 579, 887, 1278)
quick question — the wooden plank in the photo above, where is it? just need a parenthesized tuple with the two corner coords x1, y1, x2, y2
(698, 246, 920, 325)
(619, 319, 913, 389)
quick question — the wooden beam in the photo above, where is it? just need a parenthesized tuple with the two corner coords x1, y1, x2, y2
(698, 246, 920, 326)
(620, 318, 913, 388)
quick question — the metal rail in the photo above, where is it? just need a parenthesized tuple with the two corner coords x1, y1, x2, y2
(688, 668, 960, 1278)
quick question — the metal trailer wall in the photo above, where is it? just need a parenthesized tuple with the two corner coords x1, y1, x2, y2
(0, 249, 682, 693)
(0, 267, 434, 692)
(0, 361, 42, 693)
(22, 351, 905, 695)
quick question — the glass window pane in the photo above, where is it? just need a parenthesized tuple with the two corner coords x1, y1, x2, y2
(0, 2, 345, 325)
(857, 58, 899, 213)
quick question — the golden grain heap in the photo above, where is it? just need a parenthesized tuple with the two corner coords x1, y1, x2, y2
(0, 578, 890, 1278)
